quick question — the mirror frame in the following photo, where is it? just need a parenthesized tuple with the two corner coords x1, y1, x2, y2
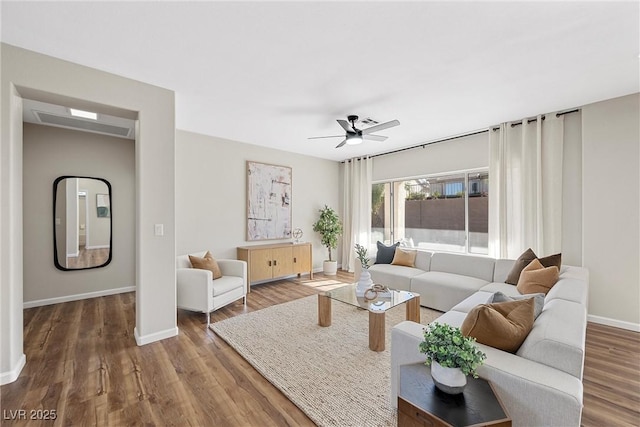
(53, 175, 113, 271)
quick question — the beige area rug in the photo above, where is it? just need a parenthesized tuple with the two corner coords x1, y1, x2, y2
(210, 295, 442, 427)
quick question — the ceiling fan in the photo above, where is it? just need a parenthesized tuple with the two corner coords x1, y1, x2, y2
(308, 115, 400, 148)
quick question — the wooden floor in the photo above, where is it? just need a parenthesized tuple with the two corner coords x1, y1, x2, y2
(1, 271, 638, 426)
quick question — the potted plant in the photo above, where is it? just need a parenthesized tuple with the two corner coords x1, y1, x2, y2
(354, 243, 373, 293)
(312, 205, 343, 275)
(419, 322, 486, 394)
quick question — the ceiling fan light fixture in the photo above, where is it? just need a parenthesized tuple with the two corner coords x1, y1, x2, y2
(346, 134, 363, 145)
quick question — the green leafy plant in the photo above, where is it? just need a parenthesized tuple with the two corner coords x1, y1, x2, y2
(354, 244, 370, 269)
(418, 322, 486, 377)
(312, 205, 343, 262)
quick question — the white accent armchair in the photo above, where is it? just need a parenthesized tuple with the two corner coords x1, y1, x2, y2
(176, 251, 247, 327)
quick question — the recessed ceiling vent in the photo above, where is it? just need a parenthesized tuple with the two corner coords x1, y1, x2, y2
(33, 110, 133, 138)
(360, 117, 379, 125)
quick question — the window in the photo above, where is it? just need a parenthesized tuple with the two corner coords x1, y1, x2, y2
(371, 170, 489, 255)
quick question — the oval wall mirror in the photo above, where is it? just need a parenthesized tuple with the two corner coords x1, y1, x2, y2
(53, 176, 112, 271)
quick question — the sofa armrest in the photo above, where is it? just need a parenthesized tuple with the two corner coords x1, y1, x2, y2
(177, 268, 212, 312)
(391, 321, 584, 427)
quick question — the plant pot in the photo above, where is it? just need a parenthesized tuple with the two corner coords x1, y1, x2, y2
(323, 260, 337, 276)
(430, 360, 467, 394)
(356, 269, 373, 295)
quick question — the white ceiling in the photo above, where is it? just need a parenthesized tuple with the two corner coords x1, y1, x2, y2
(2, 1, 638, 161)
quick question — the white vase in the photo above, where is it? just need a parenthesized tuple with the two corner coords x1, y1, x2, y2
(430, 360, 467, 394)
(356, 269, 374, 295)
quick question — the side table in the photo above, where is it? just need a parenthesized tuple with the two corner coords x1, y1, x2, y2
(398, 363, 511, 427)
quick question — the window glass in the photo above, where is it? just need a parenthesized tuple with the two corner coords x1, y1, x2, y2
(372, 170, 488, 255)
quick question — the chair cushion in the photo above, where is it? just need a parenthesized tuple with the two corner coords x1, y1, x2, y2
(189, 251, 222, 280)
(211, 276, 245, 297)
(461, 298, 535, 353)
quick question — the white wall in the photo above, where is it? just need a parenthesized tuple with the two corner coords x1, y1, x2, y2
(582, 93, 640, 328)
(372, 131, 489, 182)
(1, 43, 176, 384)
(22, 123, 135, 303)
(176, 130, 341, 270)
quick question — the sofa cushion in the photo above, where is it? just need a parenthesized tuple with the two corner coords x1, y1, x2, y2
(376, 241, 399, 264)
(516, 259, 559, 295)
(545, 277, 588, 305)
(461, 298, 535, 353)
(517, 299, 587, 379)
(491, 291, 545, 319)
(493, 259, 516, 283)
(410, 271, 489, 312)
(430, 253, 496, 282)
(391, 248, 417, 267)
(479, 282, 523, 297)
(189, 251, 222, 280)
(413, 250, 433, 271)
(449, 291, 494, 314)
(368, 264, 422, 291)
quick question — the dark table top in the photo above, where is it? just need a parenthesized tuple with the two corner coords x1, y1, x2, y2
(399, 363, 510, 427)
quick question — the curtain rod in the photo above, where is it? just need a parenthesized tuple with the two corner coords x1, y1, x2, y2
(362, 129, 490, 161)
(491, 108, 580, 131)
(342, 108, 581, 162)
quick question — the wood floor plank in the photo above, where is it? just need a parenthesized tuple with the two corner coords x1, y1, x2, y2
(1, 272, 638, 427)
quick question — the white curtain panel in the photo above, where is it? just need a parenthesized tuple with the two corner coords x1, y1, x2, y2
(489, 114, 564, 259)
(341, 156, 372, 272)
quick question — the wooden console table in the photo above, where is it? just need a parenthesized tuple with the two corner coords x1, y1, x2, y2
(398, 363, 511, 427)
(237, 242, 313, 291)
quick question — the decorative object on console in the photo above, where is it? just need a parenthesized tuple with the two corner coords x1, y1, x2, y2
(375, 241, 399, 264)
(461, 298, 535, 353)
(246, 161, 292, 241)
(292, 228, 303, 243)
(312, 205, 343, 275)
(419, 322, 486, 394)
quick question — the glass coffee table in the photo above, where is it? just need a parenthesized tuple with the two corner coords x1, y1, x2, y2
(317, 283, 420, 352)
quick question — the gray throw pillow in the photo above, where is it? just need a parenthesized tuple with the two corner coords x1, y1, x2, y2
(491, 291, 545, 319)
(375, 241, 399, 264)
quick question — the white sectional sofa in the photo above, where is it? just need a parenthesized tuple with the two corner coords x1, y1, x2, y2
(365, 250, 589, 427)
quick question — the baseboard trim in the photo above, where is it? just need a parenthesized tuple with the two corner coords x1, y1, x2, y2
(134, 326, 179, 346)
(0, 353, 26, 385)
(23, 286, 136, 309)
(588, 314, 640, 332)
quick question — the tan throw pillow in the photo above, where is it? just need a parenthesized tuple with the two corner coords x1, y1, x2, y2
(516, 259, 559, 295)
(391, 248, 417, 267)
(189, 251, 222, 280)
(461, 298, 535, 353)
(505, 248, 537, 285)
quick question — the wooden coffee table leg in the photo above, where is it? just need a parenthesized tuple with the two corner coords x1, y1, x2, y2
(369, 311, 385, 352)
(406, 295, 420, 323)
(318, 294, 331, 327)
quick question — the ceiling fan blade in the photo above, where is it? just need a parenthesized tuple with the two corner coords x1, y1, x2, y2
(337, 119, 355, 133)
(335, 139, 348, 148)
(361, 119, 400, 135)
(363, 134, 387, 142)
(308, 135, 344, 140)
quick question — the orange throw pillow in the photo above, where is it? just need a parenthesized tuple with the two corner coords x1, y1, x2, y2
(461, 298, 535, 353)
(516, 259, 559, 295)
(189, 251, 222, 280)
